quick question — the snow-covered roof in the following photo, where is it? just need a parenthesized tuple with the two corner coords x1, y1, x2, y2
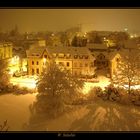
(26, 46, 46, 57)
(0, 42, 13, 48)
(124, 40, 139, 49)
(87, 43, 108, 50)
(46, 46, 94, 59)
(46, 46, 89, 54)
(27, 45, 94, 59)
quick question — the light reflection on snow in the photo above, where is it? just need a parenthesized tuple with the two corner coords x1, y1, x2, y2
(82, 76, 110, 94)
(10, 76, 140, 95)
(10, 76, 37, 89)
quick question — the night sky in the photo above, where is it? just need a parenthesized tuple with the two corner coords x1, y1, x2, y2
(0, 9, 140, 33)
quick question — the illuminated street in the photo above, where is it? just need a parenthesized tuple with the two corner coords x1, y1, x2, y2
(10, 75, 111, 94)
(10, 76, 37, 89)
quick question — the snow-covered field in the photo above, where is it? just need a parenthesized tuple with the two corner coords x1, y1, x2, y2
(27, 100, 140, 131)
(10, 76, 37, 89)
(1, 76, 140, 131)
(0, 94, 140, 131)
(0, 93, 36, 131)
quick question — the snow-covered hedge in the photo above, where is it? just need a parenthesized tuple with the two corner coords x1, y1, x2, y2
(0, 84, 36, 95)
(87, 85, 140, 106)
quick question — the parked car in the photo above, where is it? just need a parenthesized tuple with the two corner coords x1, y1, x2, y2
(13, 72, 22, 77)
(13, 71, 27, 77)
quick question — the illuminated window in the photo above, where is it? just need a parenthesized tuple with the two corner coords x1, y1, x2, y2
(80, 63, 83, 67)
(36, 61, 39, 65)
(32, 69, 34, 75)
(36, 68, 39, 74)
(32, 61, 34, 65)
(67, 62, 69, 67)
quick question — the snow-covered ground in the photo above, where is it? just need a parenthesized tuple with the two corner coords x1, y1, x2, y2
(0, 94, 140, 131)
(26, 99, 140, 131)
(3, 76, 140, 131)
(10, 76, 37, 89)
(0, 94, 36, 131)
(82, 76, 110, 94)
(10, 76, 111, 94)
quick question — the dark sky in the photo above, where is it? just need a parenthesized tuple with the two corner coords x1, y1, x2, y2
(0, 9, 140, 33)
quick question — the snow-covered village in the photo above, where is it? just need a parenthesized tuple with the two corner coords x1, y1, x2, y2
(0, 9, 140, 132)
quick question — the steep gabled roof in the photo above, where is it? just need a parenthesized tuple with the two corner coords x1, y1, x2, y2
(26, 46, 46, 58)
(27, 44, 95, 60)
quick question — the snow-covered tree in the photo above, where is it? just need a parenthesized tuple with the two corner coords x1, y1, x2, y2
(112, 49, 140, 94)
(31, 62, 84, 118)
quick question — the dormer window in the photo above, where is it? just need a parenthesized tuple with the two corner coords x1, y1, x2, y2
(85, 55, 89, 59)
(66, 53, 71, 59)
(53, 53, 57, 58)
(58, 53, 64, 58)
(74, 55, 78, 59)
(79, 55, 83, 59)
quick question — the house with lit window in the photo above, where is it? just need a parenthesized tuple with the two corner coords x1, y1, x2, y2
(26, 46, 51, 75)
(0, 42, 14, 74)
(26, 45, 95, 77)
(87, 43, 121, 77)
(0, 42, 13, 60)
(70, 47, 95, 76)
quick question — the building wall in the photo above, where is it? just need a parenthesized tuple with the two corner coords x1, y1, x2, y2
(0, 43, 13, 60)
(27, 48, 95, 77)
(55, 58, 72, 72)
(28, 50, 50, 75)
(110, 53, 121, 78)
(28, 58, 43, 75)
(72, 56, 95, 76)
